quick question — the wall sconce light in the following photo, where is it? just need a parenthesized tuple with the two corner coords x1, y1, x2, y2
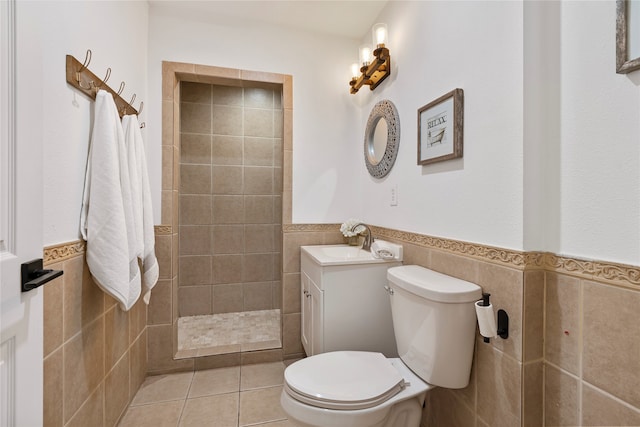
(350, 23, 391, 94)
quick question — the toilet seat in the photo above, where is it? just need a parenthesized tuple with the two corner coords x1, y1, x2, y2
(284, 351, 405, 410)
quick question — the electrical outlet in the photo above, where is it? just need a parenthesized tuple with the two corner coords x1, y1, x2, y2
(390, 184, 398, 206)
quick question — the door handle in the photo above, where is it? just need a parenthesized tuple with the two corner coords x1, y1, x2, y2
(21, 259, 63, 292)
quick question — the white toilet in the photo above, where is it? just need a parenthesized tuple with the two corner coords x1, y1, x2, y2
(280, 265, 482, 427)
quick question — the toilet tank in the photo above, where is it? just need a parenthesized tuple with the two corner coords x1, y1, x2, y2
(387, 265, 481, 389)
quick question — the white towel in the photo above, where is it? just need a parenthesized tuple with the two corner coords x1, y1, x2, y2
(80, 90, 141, 311)
(123, 114, 159, 304)
(370, 240, 403, 260)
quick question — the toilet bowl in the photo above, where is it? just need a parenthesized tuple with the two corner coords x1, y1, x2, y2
(281, 265, 482, 427)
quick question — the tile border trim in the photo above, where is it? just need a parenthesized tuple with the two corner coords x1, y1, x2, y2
(284, 224, 640, 289)
(154, 225, 172, 235)
(43, 240, 85, 265)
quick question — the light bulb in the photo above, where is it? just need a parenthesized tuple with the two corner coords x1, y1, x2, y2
(372, 23, 388, 48)
(360, 45, 372, 66)
(351, 63, 359, 79)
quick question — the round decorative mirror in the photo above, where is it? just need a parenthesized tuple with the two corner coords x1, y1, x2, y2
(364, 100, 400, 178)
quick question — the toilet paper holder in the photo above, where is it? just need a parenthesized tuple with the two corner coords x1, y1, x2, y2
(477, 293, 509, 343)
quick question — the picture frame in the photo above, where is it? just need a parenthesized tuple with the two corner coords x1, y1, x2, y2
(616, 0, 640, 74)
(417, 88, 464, 166)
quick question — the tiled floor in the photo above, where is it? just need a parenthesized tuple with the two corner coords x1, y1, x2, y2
(118, 361, 295, 427)
(178, 310, 281, 356)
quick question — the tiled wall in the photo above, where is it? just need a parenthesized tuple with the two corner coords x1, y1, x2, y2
(178, 82, 283, 317)
(43, 241, 147, 427)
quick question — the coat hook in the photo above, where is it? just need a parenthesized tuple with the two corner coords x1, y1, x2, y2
(116, 81, 125, 96)
(137, 101, 144, 116)
(94, 67, 111, 91)
(140, 122, 146, 129)
(75, 49, 94, 90)
(129, 93, 136, 105)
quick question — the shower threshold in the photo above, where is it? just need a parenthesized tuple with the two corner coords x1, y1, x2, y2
(176, 309, 281, 358)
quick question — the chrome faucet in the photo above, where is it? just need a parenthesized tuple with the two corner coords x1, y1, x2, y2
(351, 223, 375, 251)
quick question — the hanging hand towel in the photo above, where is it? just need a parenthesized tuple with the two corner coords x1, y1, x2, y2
(80, 90, 141, 311)
(123, 114, 159, 304)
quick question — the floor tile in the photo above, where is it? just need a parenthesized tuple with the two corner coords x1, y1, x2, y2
(240, 362, 284, 391)
(239, 386, 286, 426)
(132, 372, 194, 405)
(118, 400, 184, 427)
(251, 421, 296, 426)
(189, 366, 241, 398)
(179, 393, 239, 427)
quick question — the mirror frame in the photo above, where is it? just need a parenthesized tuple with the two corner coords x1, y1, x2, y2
(616, 0, 640, 74)
(364, 100, 400, 178)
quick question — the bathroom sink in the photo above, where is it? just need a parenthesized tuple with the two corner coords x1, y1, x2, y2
(301, 244, 402, 266)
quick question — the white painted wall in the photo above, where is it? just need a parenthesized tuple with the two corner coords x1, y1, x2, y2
(146, 8, 362, 225)
(557, 1, 640, 264)
(26, 1, 148, 246)
(358, 1, 526, 250)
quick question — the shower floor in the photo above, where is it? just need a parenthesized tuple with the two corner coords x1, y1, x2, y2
(176, 309, 281, 358)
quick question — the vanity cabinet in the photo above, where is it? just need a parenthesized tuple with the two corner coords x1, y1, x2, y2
(300, 245, 401, 358)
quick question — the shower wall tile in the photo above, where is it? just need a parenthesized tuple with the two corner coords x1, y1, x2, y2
(245, 224, 275, 253)
(62, 256, 104, 341)
(213, 283, 244, 314)
(66, 384, 103, 427)
(582, 383, 640, 426)
(244, 137, 274, 166)
(212, 166, 244, 194)
(105, 353, 129, 427)
(212, 105, 243, 136)
(212, 225, 245, 254)
(180, 102, 211, 134)
(244, 108, 274, 137)
(179, 225, 211, 255)
(522, 361, 543, 427)
(179, 195, 212, 225)
(43, 264, 64, 357)
(545, 364, 579, 426)
(244, 87, 274, 109)
(148, 279, 172, 325)
(212, 85, 243, 106)
(213, 195, 245, 224)
(274, 111, 283, 138)
(244, 167, 274, 195)
(179, 286, 213, 316)
(105, 305, 129, 372)
(243, 253, 274, 282)
(179, 255, 212, 286)
(283, 273, 301, 315)
(243, 281, 273, 311)
(212, 135, 243, 165)
(245, 196, 274, 224)
(162, 145, 173, 190)
(181, 81, 211, 104)
(180, 164, 211, 195)
(212, 254, 243, 284)
(44, 348, 63, 427)
(180, 133, 211, 164)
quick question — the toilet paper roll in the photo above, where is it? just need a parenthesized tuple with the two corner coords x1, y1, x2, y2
(475, 301, 497, 338)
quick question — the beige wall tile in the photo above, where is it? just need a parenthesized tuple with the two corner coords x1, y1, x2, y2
(180, 164, 211, 195)
(179, 285, 213, 316)
(523, 270, 544, 361)
(430, 250, 479, 284)
(283, 313, 303, 356)
(212, 254, 243, 284)
(213, 283, 244, 314)
(282, 232, 325, 273)
(212, 225, 245, 254)
(66, 384, 103, 427)
(105, 306, 129, 372)
(181, 81, 210, 104)
(476, 343, 521, 427)
(283, 75, 293, 109)
(283, 109, 293, 151)
(243, 254, 274, 282)
(179, 225, 211, 256)
(244, 87, 274, 109)
(401, 243, 431, 268)
(213, 195, 245, 224)
(244, 166, 274, 195)
(274, 111, 283, 139)
(212, 135, 243, 165)
(129, 298, 147, 345)
(63, 256, 104, 341)
(423, 388, 475, 427)
(245, 196, 274, 224)
(147, 324, 194, 374)
(130, 330, 148, 398)
(161, 101, 174, 145)
(273, 139, 283, 167)
(212, 105, 243, 136)
(161, 145, 173, 191)
(212, 85, 243, 106)
(44, 349, 63, 427)
(194, 352, 241, 370)
(179, 256, 211, 286)
(545, 364, 579, 426)
(43, 263, 64, 357)
(282, 150, 292, 192)
(105, 353, 130, 427)
(245, 225, 275, 253)
(243, 281, 273, 311)
(156, 234, 172, 280)
(583, 280, 640, 408)
(582, 383, 640, 426)
(149, 279, 172, 325)
(180, 195, 211, 225)
(241, 349, 283, 365)
(282, 190, 292, 224)
(523, 361, 543, 427)
(63, 317, 105, 423)
(244, 137, 274, 166)
(244, 108, 274, 138)
(212, 165, 244, 194)
(161, 190, 173, 225)
(180, 133, 211, 164)
(272, 280, 282, 309)
(545, 272, 581, 374)
(478, 262, 523, 361)
(180, 102, 211, 134)
(282, 273, 300, 315)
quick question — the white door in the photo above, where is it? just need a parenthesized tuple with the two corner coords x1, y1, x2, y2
(1, 0, 44, 425)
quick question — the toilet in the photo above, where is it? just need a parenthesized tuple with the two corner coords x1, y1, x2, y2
(280, 265, 482, 427)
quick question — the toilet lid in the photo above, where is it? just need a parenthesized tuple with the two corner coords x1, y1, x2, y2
(284, 351, 405, 410)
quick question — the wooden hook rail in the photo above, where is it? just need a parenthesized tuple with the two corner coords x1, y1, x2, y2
(66, 50, 142, 118)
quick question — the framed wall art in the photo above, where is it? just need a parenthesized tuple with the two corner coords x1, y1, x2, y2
(616, 0, 640, 74)
(417, 88, 464, 166)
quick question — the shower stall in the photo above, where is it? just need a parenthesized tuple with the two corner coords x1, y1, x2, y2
(177, 80, 283, 356)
